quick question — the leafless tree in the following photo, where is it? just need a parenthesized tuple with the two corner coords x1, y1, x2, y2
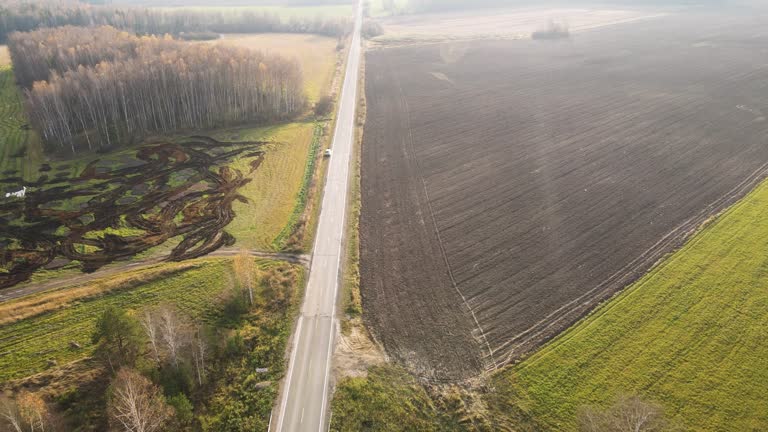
(191, 326, 208, 386)
(17, 392, 50, 432)
(140, 309, 161, 366)
(157, 306, 186, 367)
(0, 392, 52, 432)
(107, 368, 172, 432)
(0, 397, 23, 432)
(579, 395, 666, 432)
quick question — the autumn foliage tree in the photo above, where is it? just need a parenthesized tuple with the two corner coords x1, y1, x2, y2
(7, 26, 149, 88)
(233, 249, 258, 305)
(0, 392, 54, 432)
(13, 26, 306, 152)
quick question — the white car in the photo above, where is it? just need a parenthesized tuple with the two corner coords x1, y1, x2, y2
(324, 149, 333, 157)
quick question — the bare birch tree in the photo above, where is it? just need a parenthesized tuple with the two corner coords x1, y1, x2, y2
(0, 397, 23, 432)
(107, 369, 172, 432)
(191, 326, 208, 386)
(157, 306, 186, 368)
(17, 392, 50, 432)
(579, 395, 666, 432)
(140, 309, 161, 366)
(0, 392, 52, 432)
(16, 26, 306, 152)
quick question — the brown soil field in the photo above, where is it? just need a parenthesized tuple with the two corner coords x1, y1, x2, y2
(360, 11, 768, 380)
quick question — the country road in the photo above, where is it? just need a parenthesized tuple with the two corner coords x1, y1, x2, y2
(274, 1, 362, 431)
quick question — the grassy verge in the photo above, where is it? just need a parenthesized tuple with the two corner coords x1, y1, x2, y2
(330, 365, 462, 431)
(340, 53, 366, 330)
(488, 179, 768, 431)
(272, 122, 322, 251)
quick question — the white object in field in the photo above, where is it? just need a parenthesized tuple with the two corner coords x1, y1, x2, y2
(324, 149, 332, 157)
(5, 186, 26, 198)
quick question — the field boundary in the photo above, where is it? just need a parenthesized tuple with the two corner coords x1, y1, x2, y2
(494, 158, 768, 369)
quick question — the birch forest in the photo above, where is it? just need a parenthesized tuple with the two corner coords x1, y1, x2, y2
(11, 26, 306, 152)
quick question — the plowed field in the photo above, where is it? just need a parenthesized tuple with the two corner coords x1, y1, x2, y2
(360, 12, 768, 380)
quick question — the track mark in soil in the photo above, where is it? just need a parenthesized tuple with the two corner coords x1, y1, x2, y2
(0, 136, 266, 288)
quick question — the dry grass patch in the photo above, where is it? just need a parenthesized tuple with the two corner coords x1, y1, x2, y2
(0, 261, 199, 326)
(0, 46, 10, 67)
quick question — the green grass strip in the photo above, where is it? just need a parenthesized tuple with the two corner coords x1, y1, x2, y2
(272, 121, 323, 251)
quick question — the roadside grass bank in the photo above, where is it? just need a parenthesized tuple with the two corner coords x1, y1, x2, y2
(272, 122, 323, 251)
(330, 364, 465, 432)
(341, 53, 366, 330)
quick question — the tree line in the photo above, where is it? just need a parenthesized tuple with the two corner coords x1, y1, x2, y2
(14, 26, 305, 152)
(0, 0, 350, 42)
(8, 25, 151, 88)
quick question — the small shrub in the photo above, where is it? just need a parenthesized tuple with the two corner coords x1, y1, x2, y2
(168, 393, 194, 426)
(225, 333, 246, 358)
(315, 95, 334, 117)
(159, 364, 194, 398)
(362, 20, 384, 39)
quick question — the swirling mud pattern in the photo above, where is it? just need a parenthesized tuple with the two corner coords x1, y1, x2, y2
(0, 136, 266, 288)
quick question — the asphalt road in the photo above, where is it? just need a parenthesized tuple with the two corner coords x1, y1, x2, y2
(274, 2, 362, 431)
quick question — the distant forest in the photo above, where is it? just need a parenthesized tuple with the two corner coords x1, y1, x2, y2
(87, 0, 352, 5)
(10, 26, 305, 152)
(408, 0, 727, 13)
(0, 0, 350, 42)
